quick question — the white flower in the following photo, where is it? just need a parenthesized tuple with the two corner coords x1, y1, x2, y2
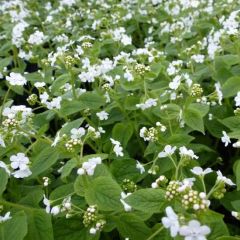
(233, 141, 240, 148)
(216, 170, 235, 186)
(77, 157, 102, 176)
(43, 194, 51, 213)
(110, 138, 124, 157)
(136, 161, 145, 174)
(71, 127, 86, 139)
(191, 54, 205, 63)
(120, 192, 132, 212)
(0, 135, 6, 148)
(0, 161, 11, 175)
(136, 98, 158, 110)
(0, 212, 11, 223)
(6, 72, 27, 86)
(190, 167, 212, 176)
(89, 227, 97, 235)
(169, 75, 181, 90)
(178, 178, 195, 192)
(162, 206, 180, 237)
(179, 220, 211, 240)
(124, 70, 134, 82)
(12, 168, 32, 178)
(158, 145, 177, 158)
(214, 82, 223, 105)
(221, 131, 231, 147)
(96, 111, 109, 120)
(46, 96, 62, 110)
(234, 92, 240, 107)
(28, 30, 46, 45)
(34, 82, 46, 88)
(10, 153, 29, 170)
(50, 206, 60, 215)
(179, 146, 198, 159)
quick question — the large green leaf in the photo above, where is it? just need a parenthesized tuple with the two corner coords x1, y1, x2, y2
(125, 188, 166, 214)
(112, 122, 133, 147)
(84, 176, 122, 211)
(222, 76, 240, 98)
(114, 213, 151, 240)
(0, 211, 28, 240)
(30, 146, 59, 178)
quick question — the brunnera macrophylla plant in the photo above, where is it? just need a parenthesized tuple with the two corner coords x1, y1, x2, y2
(0, 0, 240, 239)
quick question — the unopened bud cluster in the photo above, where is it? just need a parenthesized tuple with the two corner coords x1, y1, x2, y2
(134, 63, 150, 75)
(65, 138, 82, 151)
(121, 179, 137, 193)
(2, 118, 19, 128)
(234, 108, 240, 116)
(182, 190, 209, 211)
(191, 84, 203, 97)
(27, 94, 38, 105)
(165, 181, 181, 200)
(212, 182, 226, 199)
(82, 42, 92, 49)
(64, 55, 75, 68)
(83, 205, 106, 235)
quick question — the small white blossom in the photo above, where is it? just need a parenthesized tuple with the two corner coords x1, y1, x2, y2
(0, 212, 11, 223)
(190, 167, 213, 176)
(96, 111, 109, 120)
(43, 194, 51, 213)
(221, 131, 231, 147)
(10, 153, 29, 170)
(120, 192, 132, 212)
(70, 127, 85, 139)
(234, 92, 240, 107)
(77, 157, 102, 176)
(178, 178, 195, 192)
(216, 170, 235, 186)
(12, 168, 32, 178)
(136, 161, 145, 174)
(179, 146, 198, 159)
(110, 138, 124, 157)
(136, 98, 158, 110)
(6, 72, 27, 86)
(162, 206, 180, 237)
(158, 145, 177, 158)
(179, 220, 211, 240)
(28, 30, 46, 45)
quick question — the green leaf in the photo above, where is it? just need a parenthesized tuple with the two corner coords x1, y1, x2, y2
(222, 76, 240, 98)
(84, 176, 122, 211)
(61, 159, 78, 181)
(219, 116, 240, 131)
(59, 118, 84, 135)
(78, 91, 105, 109)
(233, 160, 240, 191)
(24, 210, 54, 240)
(0, 169, 9, 196)
(125, 188, 166, 214)
(114, 213, 151, 240)
(30, 146, 59, 178)
(183, 107, 204, 133)
(112, 122, 133, 147)
(0, 211, 28, 240)
(199, 210, 229, 239)
(110, 158, 144, 182)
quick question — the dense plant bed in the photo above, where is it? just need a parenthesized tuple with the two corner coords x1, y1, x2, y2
(0, 0, 240, 239)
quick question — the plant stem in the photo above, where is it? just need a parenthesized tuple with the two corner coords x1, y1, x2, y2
(146, 226, 164, 240)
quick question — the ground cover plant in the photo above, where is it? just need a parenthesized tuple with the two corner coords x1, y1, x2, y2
(0, 0, 240, 239)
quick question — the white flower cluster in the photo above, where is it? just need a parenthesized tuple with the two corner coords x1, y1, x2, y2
(162, 206, 211, 240)
(77, 157, 102, 176)
(0, 153, 32, 178)
(6, 72, 27, 86)
(110, 138, 124, 157)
